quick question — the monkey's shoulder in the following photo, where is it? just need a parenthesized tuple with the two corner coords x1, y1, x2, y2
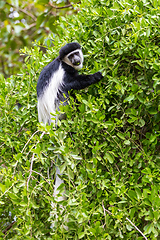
(39, 58, 60, 78)
(36, 58, 61, 96)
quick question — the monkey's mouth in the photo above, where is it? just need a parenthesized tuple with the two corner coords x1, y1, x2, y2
(74, 62, 80, 66)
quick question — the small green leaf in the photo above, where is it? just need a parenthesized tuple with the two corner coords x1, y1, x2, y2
(148, 107, 157, 115)
(124, 140, 130, 145)
(13, 186, 19, 194)
(139, 119, 145, 127)
(0, 183, 6, 193)
(135, 188, 142, 200)
(124, 95, 135, 102)
(59, 163, 67, 173)
(117, 132, 125, 140)
(36, 13, 46, 28)
(137, 95, 144, 103)
(128, 190, 136, 200)
(149, 134, 156, 143)
(104, 152, 114, 163)
(37, 0, 49, 4)
(146, 28, 150, 37)
(68, 168, 74, 179)
(78, 232, 85, 239)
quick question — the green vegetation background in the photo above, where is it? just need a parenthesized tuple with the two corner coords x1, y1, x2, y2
(0, 0, 160, 239)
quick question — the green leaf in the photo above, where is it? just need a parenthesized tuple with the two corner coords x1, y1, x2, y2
(104, 152, 114, 163)
(148, 107, 157, 115)
(128, 190, 136, 200)
(37, 0, 49, 4)
(36, 13, 46, 28)
(144, 223, 153, 234)
(117, 132, 125, 140)
(124, 140, 130, 145)
(124, 95, 135, 102)
(146, 28, 151, 37)
(78, 232, 85, 239)
(130, 208, 136, 219)
(8, 192, 19, 200)
(139, 119, 145, 127)
(135, 188, 142, 200)
(0, 183, 6, 193)
(67, 168, 74, 179)
(149, 134, 156, 143)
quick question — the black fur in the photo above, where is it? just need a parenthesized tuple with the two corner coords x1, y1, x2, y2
(61, 61, 103, 94)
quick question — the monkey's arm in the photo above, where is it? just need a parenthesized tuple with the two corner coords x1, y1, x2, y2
(65, 72, 103, 91)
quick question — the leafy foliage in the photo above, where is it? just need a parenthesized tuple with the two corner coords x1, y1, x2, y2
(0, 0, 79, 77)
(0, 0, 160, 239)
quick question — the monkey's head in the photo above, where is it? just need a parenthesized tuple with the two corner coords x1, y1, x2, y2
(59, 42, 84, 70)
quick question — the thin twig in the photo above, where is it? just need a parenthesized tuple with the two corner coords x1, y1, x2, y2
(26, 131, 46, 190)
(48, 1, 81, 9)
(1, 182, 18, 198)
(0, 142, 5, 148)
(22, 23, 36, 31)
(12, 131, 44, 178)
(102, 202, 148, 240)
(105, 129, 124, 158)
(26, 131, 46, 157)
(21, 130, 40, 153)
(126, 217, 148, 240)
(115, 163, 121, 174)
(2, 221, 16, 235)
(31, 175, 52, 197)
(102, 201, 112, 215)
(32, 170, 52, 186)
(27, 153, 35, 190)
(6, 2, 36, 21)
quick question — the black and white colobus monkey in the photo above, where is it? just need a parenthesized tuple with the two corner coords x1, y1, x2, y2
(36, 42, 103, 223)
(37, 42, 103, 125)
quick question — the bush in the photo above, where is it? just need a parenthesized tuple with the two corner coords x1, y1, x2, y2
(0, 0, 160, 239)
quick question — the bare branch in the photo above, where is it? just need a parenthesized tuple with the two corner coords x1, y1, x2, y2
(27, 153, 35, 190)
(102, 203, 148, 240)
(21, 130, 40, 153)
(6, 2, 37, 21)
(2, 221, 16, 235)
(32, 170, 52, 186)
(22, 23, 36, 31)
(102, 201, 112, 215)
(126, 217, 148, 240)
(48, 1, 81, 9)
(31, 175, 52, 197)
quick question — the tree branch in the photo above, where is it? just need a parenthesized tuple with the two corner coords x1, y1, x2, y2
(102, 202, 148, 240)
(6, 2, 36, 21)
(27, 153, 35, 191)
(2, 221, 16, 235)
(48, 1, 81, 9)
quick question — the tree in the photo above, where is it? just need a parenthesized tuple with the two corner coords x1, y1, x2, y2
(0, 0, 160, 239)
(0, 0, 79, 77)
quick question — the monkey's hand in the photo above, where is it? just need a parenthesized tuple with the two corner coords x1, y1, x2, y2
(93, 71, 103, 82)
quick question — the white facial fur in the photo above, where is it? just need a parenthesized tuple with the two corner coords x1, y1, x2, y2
(63, 49, 84, 70)
(37, 63, 65, 125)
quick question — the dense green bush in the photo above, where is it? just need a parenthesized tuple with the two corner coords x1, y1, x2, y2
(0, 0, 160, 239)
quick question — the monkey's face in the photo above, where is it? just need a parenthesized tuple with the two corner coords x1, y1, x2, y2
(63, 49, 84, 70)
